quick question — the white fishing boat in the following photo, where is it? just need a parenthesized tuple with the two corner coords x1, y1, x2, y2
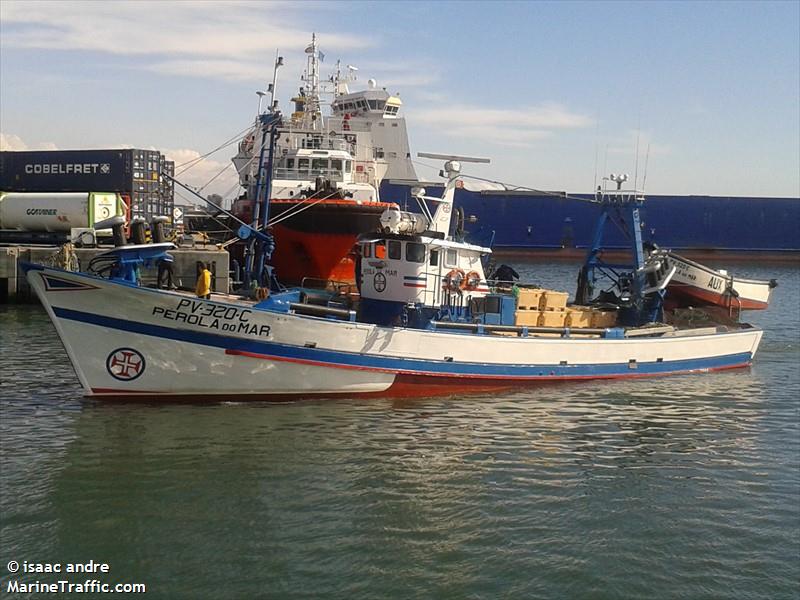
(665, 252, 777, 311)
(24, 156, 764, 401)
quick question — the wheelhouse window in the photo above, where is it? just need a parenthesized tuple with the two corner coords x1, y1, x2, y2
(388, 240, 401, 260)
(445, 249, 458, 266)
(286, 158, 295, 169)
(406, 242, 425, 263)
(362, 243, 371, 258)
(375, 242, 387, 259)
(345, 161, 352, 173)
(429, 249, 439, 266)
(298, 158, 310, 174)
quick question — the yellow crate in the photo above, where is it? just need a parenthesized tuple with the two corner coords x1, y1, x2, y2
(591, 310, 618, 328)
(517, 288, 545, 310)
(514, 310, 542, 326)
(566, 307, 593, 328)
(542, 290, 569, 310)
(540, 310, 567, 327)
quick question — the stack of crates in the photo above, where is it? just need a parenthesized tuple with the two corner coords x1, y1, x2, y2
(514, 288, 618, 329)
(565, 306, 618, 328)
(514, 288, 569, 327)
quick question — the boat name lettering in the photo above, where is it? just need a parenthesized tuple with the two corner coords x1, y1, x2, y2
(707, 276, 723, 290)
(151, 301, 271, 337)
(673, 261, 696, 281)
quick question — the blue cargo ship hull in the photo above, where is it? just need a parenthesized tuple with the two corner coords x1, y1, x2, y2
(382, 182, 800, 260)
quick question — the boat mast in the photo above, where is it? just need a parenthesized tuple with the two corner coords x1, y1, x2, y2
(301, 33, 323, 130)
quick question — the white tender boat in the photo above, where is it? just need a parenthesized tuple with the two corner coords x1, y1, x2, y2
(24, 158, 764, 401)
(665, 252, 777, 311)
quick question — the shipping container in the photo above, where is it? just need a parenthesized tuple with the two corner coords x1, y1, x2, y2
(1, 150, 134, 193)
(1, 150, 176, 204)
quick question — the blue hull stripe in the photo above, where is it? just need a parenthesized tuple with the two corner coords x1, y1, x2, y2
(52, 307, 752, 379)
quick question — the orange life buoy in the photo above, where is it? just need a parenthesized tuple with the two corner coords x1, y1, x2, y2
(442, 268, 465, 293)
(462, 270, 481, 291)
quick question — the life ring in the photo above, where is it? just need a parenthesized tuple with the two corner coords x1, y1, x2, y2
(462, 270, 481, 291)
(442, 268, 465, 293)
(255, 287, 269, 301)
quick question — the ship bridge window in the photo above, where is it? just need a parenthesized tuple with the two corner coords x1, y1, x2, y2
(368, 100, 378, 110)
(406, 242, 425, 263)
(312, 158, 327, 172)
(388, 240, 401, 260)
(429, 249, 439, 266)
(331, 159, 342, 173)
(384, 105, 399, 116)
(362, 243, 372, 258)
(345, 160, 352, 173)
(375, 241, 387, 259)
(445, 249, 458, 266)
(358, 100, 368, 110)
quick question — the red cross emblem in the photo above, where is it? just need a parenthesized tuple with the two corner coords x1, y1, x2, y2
(106, 348, 146, 381)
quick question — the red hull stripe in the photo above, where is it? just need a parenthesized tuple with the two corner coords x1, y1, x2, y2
(668, 283, 768, 310)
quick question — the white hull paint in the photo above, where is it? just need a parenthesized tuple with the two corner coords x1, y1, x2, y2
(26, 265, 763, 400)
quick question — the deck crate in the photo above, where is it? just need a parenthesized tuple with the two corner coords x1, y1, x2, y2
(517, 287, 545, 311)
(514, 310, 542, 326)
(542, 290, 569, 310)
(540, 310, 567, 327)
(591, 310, 617, 328)
(566, 307, 594, 328)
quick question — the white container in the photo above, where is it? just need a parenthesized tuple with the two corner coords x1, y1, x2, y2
(0, 192, 123, 232)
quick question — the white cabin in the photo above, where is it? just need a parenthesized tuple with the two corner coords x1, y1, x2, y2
(358, 234, 491, 308)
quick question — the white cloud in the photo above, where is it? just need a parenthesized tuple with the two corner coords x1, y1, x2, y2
(408, 102, 592, 147)
(1, 1, 372, 82)
(0, 132, 57, 151)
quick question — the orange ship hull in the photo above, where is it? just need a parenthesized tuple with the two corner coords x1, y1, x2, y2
(234, 198, 396, 285)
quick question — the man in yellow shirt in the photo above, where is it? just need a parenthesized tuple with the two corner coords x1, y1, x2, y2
(196, 262, 211, 299)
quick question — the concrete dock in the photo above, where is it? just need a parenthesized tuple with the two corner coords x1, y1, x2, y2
(1, 244, 230, 302)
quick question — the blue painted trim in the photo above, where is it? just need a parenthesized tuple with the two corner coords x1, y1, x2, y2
(52, 307, 753, 379)
(19, 261, 44, 274)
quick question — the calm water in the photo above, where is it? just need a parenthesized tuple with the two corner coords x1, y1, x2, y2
(1, 261, 798, 599)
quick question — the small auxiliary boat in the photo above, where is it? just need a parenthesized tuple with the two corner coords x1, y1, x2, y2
(665, 252, 777, 311)
(24, 153, 764, 401)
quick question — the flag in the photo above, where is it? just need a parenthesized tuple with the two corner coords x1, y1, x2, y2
(319, 51, 325, 63)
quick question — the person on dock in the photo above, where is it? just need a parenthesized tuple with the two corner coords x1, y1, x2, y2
(196, 262, 211, 299)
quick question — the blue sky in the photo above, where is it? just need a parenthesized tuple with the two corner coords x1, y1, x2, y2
(1, 0, 798, 201)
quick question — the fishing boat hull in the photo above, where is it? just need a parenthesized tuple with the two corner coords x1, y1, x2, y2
(25, 264, 763, 401)
(666, 253, 775, 310)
